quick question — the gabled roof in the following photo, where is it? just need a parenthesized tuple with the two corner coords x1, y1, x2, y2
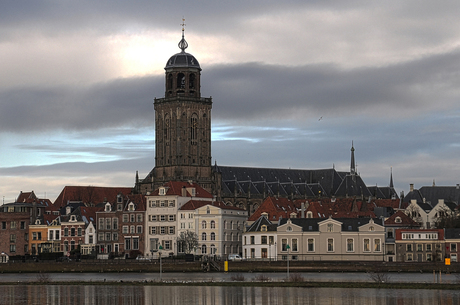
(246, 216, 277, 232)
(151, 181, 213, 198)
(180, 200, 246, 211)
(248, 196, 299, 222)
(54, 186, 133, 207)
(279, 217, 383, 232)
(16, 191, 38, 203)
(384, 210, 420, 227)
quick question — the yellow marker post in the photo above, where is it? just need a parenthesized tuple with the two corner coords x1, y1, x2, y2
(224, 260, 228, 272)
(445, 258, 451, 266)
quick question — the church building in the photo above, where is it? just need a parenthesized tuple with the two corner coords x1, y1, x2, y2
(135, 25, 397, 214)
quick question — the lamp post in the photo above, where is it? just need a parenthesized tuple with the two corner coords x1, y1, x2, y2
(286, 244, 290, 280)
(159, 245, 163, 281)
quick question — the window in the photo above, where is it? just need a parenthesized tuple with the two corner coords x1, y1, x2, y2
(130, 214, 135, 222)
(10, 221, 16, 229)
(64, 228, 69, 237)
(160, 215, 166, 222)
(201, 244, 206, 254)
(125, 238, 131, 250)
(78, 228, 82, 236)
(105, 218, 111, 230)
(363, 239, 370, 252)
(387, 229, 394, 238)
(261, 225, 267, 232)
(451, 243, 457, 252)
(169, 227, 175, 234)
(10, 234, 16, 243)
(123, 214, 129, 222)
(202, 233, 207, 241)
(164, 240, 171, 250)
(407, 244, 413, 252)
(451, 254, 457, 262)
(130, 226, 135, 233)
(113, 233, 118, 241)
(327, 224, 333, 232)
(117, 204, 122, 211)
(395, 216, 402, 223)
(32, 232, 37, 240)
(417, 244, 423, 252)
(269, 236, 274, 245)
(71, 228, 75, 236)
(106, 233, 111, 241)
(10, 244, 16, 253)
(427, 253, 432, 261)
(113, 218, 118, 230)
(211, 232, 215, 240)
(407, 253, 413, 261)
(207, 207, 210, 214)
(426, 244, 432, 252)
(202, 221, 207, 229)
(374, 239, 381, 252)
(137, 214, 143, 222)
(347, 239, 354, 252)
(308, 239, 314, 252)
(261, 236, 267, 244)
(1, 222, 6, 229)
(169, 215, 175, 222)
(49, 230, 54, 240)
(210, 221, 215, 229)
(20, 221, 25, 230)
(98, 232, 104, 241)
(160, 227, 166, 234)
(250, 236, 255, 245)
(281, 238, 288, 251)
(98, 218, 104, 230)
(122, 226, 128, 234)
(292, 239, 298, 252)
(150, 227, 156, 234)
(169, 200, 175, 207)
(327, 239, 334, 252)
(369, 226, 374, 231)
(137, 226, 143, 234)
(133, 238, 139, 250)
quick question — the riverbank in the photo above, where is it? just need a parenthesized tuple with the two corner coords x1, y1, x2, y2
(0, 260, 458, 273)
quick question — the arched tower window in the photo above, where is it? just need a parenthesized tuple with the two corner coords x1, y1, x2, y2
(177, 73, 185, 89)
(189, 74, 195, 89)
(167, 74, 173, 90)
(190, 113, 198, 145)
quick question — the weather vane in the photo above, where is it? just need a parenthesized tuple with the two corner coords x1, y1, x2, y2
(181, 17, 186, 33)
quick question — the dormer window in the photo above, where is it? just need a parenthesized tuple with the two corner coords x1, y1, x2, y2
(207, 207, 210, 214)
(117, 204, 122, 211)
(327, 224, 333, 232)
(128, 203, 134, 211)
(117, 195, 123, 203)
(307, 211, 313, 218)
(395, 216, 402, 223)
(159, 187, 166, 196)
(35, 219, 41, 225)
(66, 206, 71, 215)
(369, 226, 374, 231)
(70, 215, 76, 222)
(287, 226, 293, 232)
(261, 225, 267, 232)
(105, 203, 111, 212)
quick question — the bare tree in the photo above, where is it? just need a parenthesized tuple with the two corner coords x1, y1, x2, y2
(177, 230, 199, 254)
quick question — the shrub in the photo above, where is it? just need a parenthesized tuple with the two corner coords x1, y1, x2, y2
(289, 273, 305, 282)
(253, 274, 270, 282)
(230, 273, 245, 281)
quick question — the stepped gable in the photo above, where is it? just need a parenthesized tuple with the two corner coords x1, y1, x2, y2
(246, 216, 277, 232)
(217, 166, 342, 198)
(54, 186, 133, 207)
(384, 210, 420, 227)
(152, 181, 213, 198)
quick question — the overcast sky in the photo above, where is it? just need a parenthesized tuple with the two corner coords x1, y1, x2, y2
(1, 1, 460, 202)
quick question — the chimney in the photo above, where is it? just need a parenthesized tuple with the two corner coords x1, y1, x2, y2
(181, 186, 187, 197)
(410, 184, 414, 192)
(301, 202, 305, 218)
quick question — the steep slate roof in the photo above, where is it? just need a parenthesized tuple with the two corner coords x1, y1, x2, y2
(279, 217, 383, 231)
(248, 196, 300, 221)
(246, 216, 277, 232)
(54, 186, 133, 207)
(151, 181, 213, 198)
(419, 186, 460, 205)
(216, 165, 343, 198)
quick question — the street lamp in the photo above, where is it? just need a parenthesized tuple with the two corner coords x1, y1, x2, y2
(286, 244, 290, 280)
(159, 245, 163, 281)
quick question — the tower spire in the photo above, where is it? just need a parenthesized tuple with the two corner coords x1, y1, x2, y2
(350, 141, 356, 176)
(178, 17, 188, 52)
(390, 167, 394, 188)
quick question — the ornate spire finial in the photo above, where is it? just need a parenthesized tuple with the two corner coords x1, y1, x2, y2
(178, 17, 188, 52)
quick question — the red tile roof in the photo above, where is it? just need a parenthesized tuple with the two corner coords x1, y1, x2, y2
(385, 210, 420, 227)
(54, 186, 133, 207)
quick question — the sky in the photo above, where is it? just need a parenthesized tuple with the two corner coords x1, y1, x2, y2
(1, 1, 460, 203)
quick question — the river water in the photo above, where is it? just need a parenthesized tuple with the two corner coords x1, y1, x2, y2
(0, 285, 458, 305)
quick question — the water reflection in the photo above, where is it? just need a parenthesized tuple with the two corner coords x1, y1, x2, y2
(0, 285, 459, 305)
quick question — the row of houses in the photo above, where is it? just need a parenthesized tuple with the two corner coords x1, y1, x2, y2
(0, 182, 247, 259)
(243, 213, 460, 263)
(1, 182, 460, 263)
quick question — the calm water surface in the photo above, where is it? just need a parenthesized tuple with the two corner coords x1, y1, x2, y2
(0, 285, 458, 305)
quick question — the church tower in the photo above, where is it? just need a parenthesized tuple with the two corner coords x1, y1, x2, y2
(138, 21, 213, 193)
